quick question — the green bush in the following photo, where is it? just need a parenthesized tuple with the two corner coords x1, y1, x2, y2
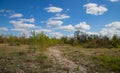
(30, 31, 59, 50)
(98, 55, 120, 72)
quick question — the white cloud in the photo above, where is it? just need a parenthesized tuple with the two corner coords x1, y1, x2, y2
(56, 24, 75, 31)
(105, 21, 120, 29)
(10, 13, 23, 18)
(46, 13, 70, 27)
(75, 21, 91, 31)
(0, 27, 8, 31)
(51, 14, 70, 20)
(87, 32, 99, 35)
(34, 29, 52, 33)
(9, 18, 36, 31)
(47, 19, 63, 27)
(100, 21, 120, 37)
(49, 32, 63, 38)
(54, 21, 90, 32)
(100, 28, 119, 37)
(10, 20, 35, 29)
(11, 28, 26, 32)
(110, 0, 119, 2)
(84, 3, 107, 15)
(19, 18, 35, 23)
(45, 6, 63, 13)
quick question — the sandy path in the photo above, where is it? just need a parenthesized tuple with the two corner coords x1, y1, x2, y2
(46, 46, 87, 73)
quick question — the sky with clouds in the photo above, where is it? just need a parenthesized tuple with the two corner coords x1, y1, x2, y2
(0, 0, 120, 38)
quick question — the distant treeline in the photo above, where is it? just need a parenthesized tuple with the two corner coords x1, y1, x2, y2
(0, 31, 120, 48)
(62, 31, 120, 48)
(0, 32, 59, 49)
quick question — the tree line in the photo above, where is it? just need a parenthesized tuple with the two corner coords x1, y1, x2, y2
(62, 31, 120, 48)
(0, 31, 120, 49)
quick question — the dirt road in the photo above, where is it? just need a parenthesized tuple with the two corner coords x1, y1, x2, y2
(46, 46, 87, 73)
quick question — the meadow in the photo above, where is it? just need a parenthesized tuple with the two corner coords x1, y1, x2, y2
(0, 31, 120, 73)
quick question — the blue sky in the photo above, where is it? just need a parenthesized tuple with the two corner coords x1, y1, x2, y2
(0, 0, 120, 38)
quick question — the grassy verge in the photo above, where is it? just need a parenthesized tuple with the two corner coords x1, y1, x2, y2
(0, 44, 53, 73)
(59, 45, 120, 73)
(97, 55, 120, 72)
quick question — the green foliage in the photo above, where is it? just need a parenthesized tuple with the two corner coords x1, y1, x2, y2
(59, 36, 69, 44)
(0, 35, 8, 44)
(98, 55, 120, 72)
(8, 36, 21, 46)
(0, 31, 120, 48)
(30, 31, 48, 50)
(0, 36, 3, 43)
(30, 31, 59, 50)
(69, 31, 120, 48)
(111, 35, 120, 48)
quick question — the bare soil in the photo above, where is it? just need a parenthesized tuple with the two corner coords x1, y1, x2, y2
(46, 46, 87, 73)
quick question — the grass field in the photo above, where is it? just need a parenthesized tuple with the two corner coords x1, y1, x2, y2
(0, 44, 53, 73)
(0, 44, 120, 73)
(60, 45, 120, 73)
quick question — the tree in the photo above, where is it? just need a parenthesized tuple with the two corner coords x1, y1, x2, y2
(111, 35, 120, 48)
(30, 31, 50, 49)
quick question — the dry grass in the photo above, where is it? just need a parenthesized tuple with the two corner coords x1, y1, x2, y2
(59, 45, 120, 73)
(0, 44, 120, 73)
(0, 44, 53, 73)
(0, 44, 28, 57)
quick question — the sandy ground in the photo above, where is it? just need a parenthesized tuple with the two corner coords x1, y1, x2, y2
(46, 46, 87, 73)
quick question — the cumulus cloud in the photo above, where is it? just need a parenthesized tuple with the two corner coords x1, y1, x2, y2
(11, 28, 26, 32)
(10, 13, 23, 18)
(105, 21, 120, 29)
(49, 32, 63, 38)
(19, 18, 35, 23)
(45, 6, 63, 13)
(55, 21, 91, 32)
(110, 0, 119, 2)
(0, 27, 8, 31)
(84, 3, 107, 15)
(46, 19, 63, 27)
(46, 13, 70, 27)
(75, 21, 91, 31)
(10, 20, 35, 29)
(50, 14, 70, 20)
(9, 18, 36, 32)
(87, 32, 99, 35)
(56, 24, 75, 31)
(100, 21, 120, 37)
(100, 28, 119, 37)
(34, 29, 52, 33)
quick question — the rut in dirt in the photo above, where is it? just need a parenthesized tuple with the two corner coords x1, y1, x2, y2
(46, 46, 87, 73)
